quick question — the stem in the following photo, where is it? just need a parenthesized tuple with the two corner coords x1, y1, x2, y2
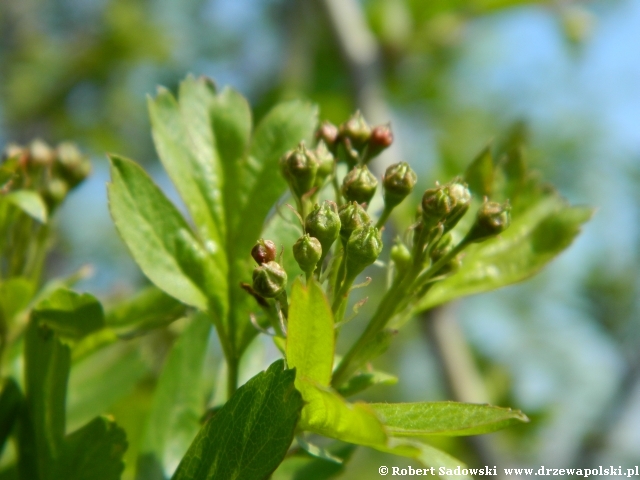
(331, 272, 357, 324)
(209, 308, 238, 398)
(226, 355, 239, 400)
(375, 204, 393, 230)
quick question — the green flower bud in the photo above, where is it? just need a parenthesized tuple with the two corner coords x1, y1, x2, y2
(55, 142, 91, 188)
(251, 238, 277, 265)
(305, 200, 341, 255)
(339, 201, 371, 242)
(465, 201, 511, 243)
(252, 261, 287, 298)
(364, 124, 394, 162)
(339, 111, 371, 151)
(280, 142, 318, 198)
(429, 234, 454, 262)
(421, 180, 471, 230)
(382, 162, 417, 208)
(42, 178, 69, 210)
(314, 140, 335, 185)
(30, 139, 55, 166)
(293, 234, 322, 275)
(346, 225, 383, 278)
(342, 165, 378, 205)
(315, 121, 339, 148)
(391, 239, 411, 274)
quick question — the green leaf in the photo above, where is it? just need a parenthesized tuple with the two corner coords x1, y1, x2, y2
(337, 370, 398, 398)
(377, 439, 472, 480)
(286, 279, 334, 385)
(414, 197, 593, 312)
(0, 378, 22, 454)
(54, 416, 127, 480)
(105, 286, 187, 336)
(0, 277, 35, 325)
(295, 380, 387, 448)
(6, 190, 48, 223)
(138, 314, 211, 478)
(464, 145, 493, 197)
(370, 402, 528, 436)
(272, 444, 356, 480)
(108, 154, 226, 315)
(172, 360, 302, 480)
(33, 289, 104, 340)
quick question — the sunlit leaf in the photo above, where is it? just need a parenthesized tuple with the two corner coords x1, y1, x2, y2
(337, 370, 398, 398)
(172, 360, 302, 480)
(370, 401, 528, 436)
(6, 190, 48, 223)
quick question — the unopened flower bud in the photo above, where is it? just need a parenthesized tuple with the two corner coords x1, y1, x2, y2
(364, 124, 394, 162)
(429, 234, 454, 262)
(42, 178, 69, 210)
(315, 121, 339, 148)
(391, 240, 411, 274)
(293, 234, 322, 275)
(465, 201, 511, 243)
(30, 139, 55, 166)
(342, 165, 378, 205)
(280, 142, 318, 198)
(346, 225, 383, 278)
(252, 261, 287, 298)
(305, 200, 340, 255)
(339, 111, 371, 151)
(251, 238, 277, 265)
(421, 180, 471, 230)
(339, 201, 371, 242)
(56, 142, 91, 188)
(314, 140, 335, 185)
(383, 162, 417, 208)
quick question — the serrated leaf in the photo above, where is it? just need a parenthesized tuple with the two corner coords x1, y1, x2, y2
(138, 314, 211, 478)
(296, 380, 387, 448)
(172, 360, 302, 480)
(286, 279, 334, 385)
(54, 416, 127, 480)
(33, 289, 104, 340)
(414, 197, 593, 312)
(6, 190, 48, 223)
(108, 155, 226, 315)
(370, 402, 528, 436)
(105, 286, 187, 336)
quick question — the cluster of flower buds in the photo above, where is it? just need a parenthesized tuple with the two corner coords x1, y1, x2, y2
(279, 141, 337, 202)
(251, 238, 287, 299)
(1, 140, 90, 211)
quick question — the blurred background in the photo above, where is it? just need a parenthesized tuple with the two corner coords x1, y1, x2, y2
(1, 0, 639, 477)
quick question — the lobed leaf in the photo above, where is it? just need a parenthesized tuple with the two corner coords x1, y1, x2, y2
(370, 401, 528, 436)
(171, 360, 302, 480)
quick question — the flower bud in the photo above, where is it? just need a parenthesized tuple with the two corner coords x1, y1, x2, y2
(30, 139, 55, 166)
(55, 142, 91, 188)
(391, 239, 411, 274)
(382, 162, 417, 208)
(42, 178, 69, 210)
(251, 238, 277, 265)
(252, 261, 287, 298)
(280, 142, 318, 198)
(364, 124, 394, 162)
(314, 140, 335, 185)
(465, 201, 511, 243)
(429, 234, 454, 262)
(342, 165, 378, 205)
(293, 234, 322, 275)
(339, 111, 371, 151)
(339, 201, 371, 242)
(304, 200, 340, 255)
(346, 225, 383, 278)
(315, 121, 339, 148)
(421, 180, 471, 230)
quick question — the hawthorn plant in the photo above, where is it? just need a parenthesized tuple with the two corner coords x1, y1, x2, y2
(0, 75, 592, 480)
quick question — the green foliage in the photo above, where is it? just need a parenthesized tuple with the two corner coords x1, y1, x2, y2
(171, 360, 303, 480)
(33, 289, 104, 340)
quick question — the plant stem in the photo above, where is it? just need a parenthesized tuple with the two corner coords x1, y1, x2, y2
(375, 204, 393, 230)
